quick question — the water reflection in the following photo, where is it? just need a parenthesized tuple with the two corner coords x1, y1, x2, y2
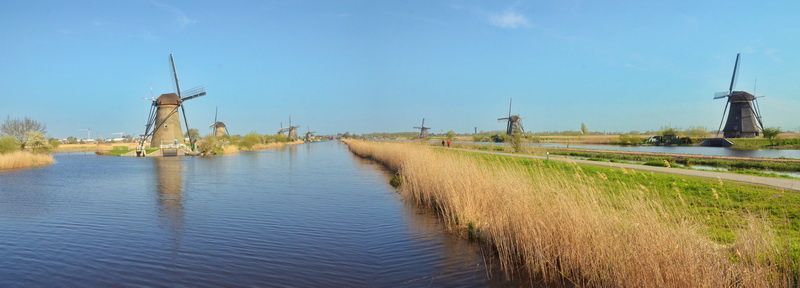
(349, 150, 521, 286)
(153, 157, 184, 243)
(0, 142, 520, 287)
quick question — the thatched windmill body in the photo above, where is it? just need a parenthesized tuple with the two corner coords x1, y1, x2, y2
(138, 54, 206, 154)
(210, 107, 229, 137)
(714, 53, 763, 138)
(498, 98, 524, 135)
(414, 118, 430, 138)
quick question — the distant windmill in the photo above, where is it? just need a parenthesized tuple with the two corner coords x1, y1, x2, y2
(138, 53, 206, 155)
(304, 127, 316, 142)
(498, 98, 524, 135)
(209, 107, 229, 137)
(713, 53, 764, 138)
(413, 118, 430, 138)
(277, 116, 300, 141)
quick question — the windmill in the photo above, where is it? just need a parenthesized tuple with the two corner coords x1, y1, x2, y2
(413, 118, 430, 138)
(209, 107, 229, 137)
(713, 53, 764, 138)
(277, 116, 300, 141)
(498, 98, 524, 135)
(304, 127, 316, 142)
(138, 53, 206, 156)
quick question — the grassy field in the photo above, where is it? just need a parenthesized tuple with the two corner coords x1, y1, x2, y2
(345, 140, 797, 287)
(0, 151, 54, 170)
(731, 137, 800, 150)
(548, 149, 800, 173)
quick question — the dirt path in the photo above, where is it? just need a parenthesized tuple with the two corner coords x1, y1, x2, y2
(451, 148, 800, 192)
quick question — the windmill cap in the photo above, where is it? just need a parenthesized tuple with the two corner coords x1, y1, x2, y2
(729, 91, 756, 102)
(213, 121, 226, 128)
(156, 93, 181, 105)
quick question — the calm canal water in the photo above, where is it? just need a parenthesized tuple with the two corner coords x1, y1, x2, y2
(0, 142, 513, 287)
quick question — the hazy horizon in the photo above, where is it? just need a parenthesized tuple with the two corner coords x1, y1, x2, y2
(2, 1, 799, 138)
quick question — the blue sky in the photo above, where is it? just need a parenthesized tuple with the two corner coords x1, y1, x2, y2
(1, 0, 799, 138)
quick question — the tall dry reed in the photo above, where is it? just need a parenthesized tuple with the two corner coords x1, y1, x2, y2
(0, 151, 54, 170)
(343, 140, 791, 287)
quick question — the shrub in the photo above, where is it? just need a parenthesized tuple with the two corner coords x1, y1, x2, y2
(617, 134, 643, 145)
(48, 138, 60, 150)
(509, 132, 524, 153)
(763, 127, 781, 145)
(644, 159, 671, 167)
(1, 117, 46, 149)
(491, 134, 507, 143)
(660, 126, 679, 137)
(198, 136, 224, 155)
(684, 126, 709, 139)
(389, 174, 403, 188)
(446, 131, 456, 141)
(238, 132, 261, 150)
(24, 131, 51, 153)
(0, 136, 19, 154)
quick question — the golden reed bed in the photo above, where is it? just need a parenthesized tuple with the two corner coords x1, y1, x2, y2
(343, 139, 791, 287)
(0, 151, 54, 170)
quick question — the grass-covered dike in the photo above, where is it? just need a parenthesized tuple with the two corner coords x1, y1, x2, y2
(344, 139, 798, 287)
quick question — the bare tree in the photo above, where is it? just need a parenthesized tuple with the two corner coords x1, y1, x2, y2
(1, 117, 47, 149)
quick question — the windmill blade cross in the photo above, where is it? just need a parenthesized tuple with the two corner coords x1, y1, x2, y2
(728, 53, 740, 94)
(507, 98, 513, 118)
(181, 87, 207, 101)
(713, 92, 730, 99)
(170, 53, 182, 96)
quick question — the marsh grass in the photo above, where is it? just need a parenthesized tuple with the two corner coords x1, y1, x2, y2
(0, 151, 54, 170)
(344, 140, 796, 287)
(236, 140, 303, 152)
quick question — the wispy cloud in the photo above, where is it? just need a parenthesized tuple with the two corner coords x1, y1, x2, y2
(151, 1, 196, 29)
(488, 10, 530, 29)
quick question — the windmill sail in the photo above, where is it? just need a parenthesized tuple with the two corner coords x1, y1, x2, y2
(713, 53, 763, 138)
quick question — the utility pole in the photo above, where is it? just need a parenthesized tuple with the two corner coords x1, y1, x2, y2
(78, 128, 92, 140)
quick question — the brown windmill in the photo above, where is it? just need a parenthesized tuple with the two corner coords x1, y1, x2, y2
(209, 107, 229, 137)
(714, 53, 764, 138)
(413, 118, 430, 138)
(277, 116, 300, 141)
(137, 54, 206, 156)
(498, 98, 524, 135)
(304, 127, 316, 142)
